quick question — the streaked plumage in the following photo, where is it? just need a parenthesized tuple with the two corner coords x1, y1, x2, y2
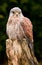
(6, 7, 33, 42)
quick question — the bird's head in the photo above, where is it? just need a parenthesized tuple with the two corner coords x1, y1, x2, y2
(9, 7, 23, 18)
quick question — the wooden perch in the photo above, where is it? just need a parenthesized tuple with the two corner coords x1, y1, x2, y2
(6, 39, 40, 65)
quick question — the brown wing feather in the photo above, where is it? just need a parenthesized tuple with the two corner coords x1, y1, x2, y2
(21, 17, 33, 42)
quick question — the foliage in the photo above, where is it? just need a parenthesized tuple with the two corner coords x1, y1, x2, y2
(0, 0, 42, 64)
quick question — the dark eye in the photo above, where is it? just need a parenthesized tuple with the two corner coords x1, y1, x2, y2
(19, 12, 20, 14)
(12, 11, 14, 14)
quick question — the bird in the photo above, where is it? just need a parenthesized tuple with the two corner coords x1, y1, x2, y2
(6, 7, 33, 54)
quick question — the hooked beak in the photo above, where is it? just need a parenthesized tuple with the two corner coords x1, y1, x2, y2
(13, 12, 19, 18)
(15, 12, 18, 17)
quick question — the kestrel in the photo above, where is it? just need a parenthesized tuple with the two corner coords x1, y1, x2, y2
(6, 7, 33, 51)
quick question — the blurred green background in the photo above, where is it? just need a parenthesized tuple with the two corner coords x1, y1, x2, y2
(0, 0, 42, 65)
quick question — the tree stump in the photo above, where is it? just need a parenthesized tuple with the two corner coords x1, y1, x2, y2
(6, 39, 39, 65)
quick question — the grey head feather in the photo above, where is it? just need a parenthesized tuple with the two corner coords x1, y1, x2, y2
(10, 7, 22, 13)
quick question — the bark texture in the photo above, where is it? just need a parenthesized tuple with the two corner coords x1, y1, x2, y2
(6, 39, 40, 65)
